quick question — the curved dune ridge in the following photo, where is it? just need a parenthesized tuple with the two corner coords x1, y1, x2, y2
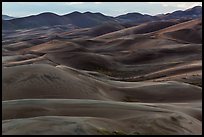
(2, 64, 202, 102)
(2, 18, 202, 135)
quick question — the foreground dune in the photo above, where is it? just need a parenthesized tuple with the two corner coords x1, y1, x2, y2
(2, 99, 202, 135)
(3, 115, 201, 135)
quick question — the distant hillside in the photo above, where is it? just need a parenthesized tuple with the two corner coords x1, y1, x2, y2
(160, 6, 202, 20)
(2, 12, 118, 30)
(116, 6, 202, 23)
(2, 6, 202, 30)
(116, 12, 159, 23)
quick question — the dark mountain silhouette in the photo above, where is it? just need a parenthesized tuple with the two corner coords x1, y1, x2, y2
(158, 6, 202, 20)
(116, 6, 202, 23)
(2, 6, 202, 30)
(3, 12, 72, 30)
(116, 12, 158, 23)
(62, 11, 117, 28)
(2, 12, 118, 30)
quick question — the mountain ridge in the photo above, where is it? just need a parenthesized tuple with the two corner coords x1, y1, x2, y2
(2, 6, 202, 30)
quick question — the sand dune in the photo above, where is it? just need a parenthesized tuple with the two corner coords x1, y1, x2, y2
(3, 115, 201, 135)
(2, 17, 202, 135)
(94, 20, 181, 40)
(2, 99, 202, 121)
(2, 100, 202, 135)
(2, 64, 202, 103)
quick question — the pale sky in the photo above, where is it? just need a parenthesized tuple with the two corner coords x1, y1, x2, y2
(2, 2, 202, 17)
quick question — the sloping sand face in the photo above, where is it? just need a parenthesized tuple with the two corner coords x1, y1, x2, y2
(2, 18, 202, 135)
(2, 115, 201, 135)
(2, 100, 202, 135)
(2, 64, 202, 102)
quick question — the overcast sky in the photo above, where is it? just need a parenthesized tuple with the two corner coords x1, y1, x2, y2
(2, 2, 202, 17)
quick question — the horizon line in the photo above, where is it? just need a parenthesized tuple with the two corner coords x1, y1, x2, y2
(2, 5, 202, 18)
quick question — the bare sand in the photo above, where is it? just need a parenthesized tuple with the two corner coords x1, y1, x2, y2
(2, 18, 202, 135)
